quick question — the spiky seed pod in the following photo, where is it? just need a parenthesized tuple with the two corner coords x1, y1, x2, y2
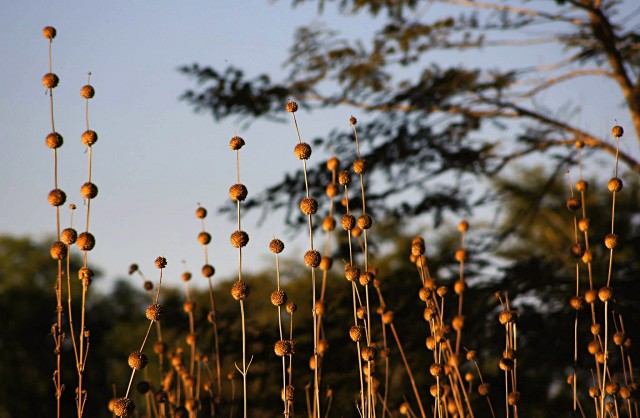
(612, 125, 624, 138)
(429, 363, 445, 377)
(411, 241, 425, 256)
(48, 189, 66, 206)
(478, 383, 490, 396)
(81, 130, 98, 146)
(274, 340, 291, 357)
(76, 232, 96, 251)
(590, 323, 601, 336)
(588, 386, 601, 398)
(605, 382, 620, 395)
(452, 315, 464, 331)
(338, 170, 351, 186)
(319, 256, 333, 271)
(430, 384, 444, 398)
(508, 391, 521, 406)
(327, 157, 340, 171)
(299, 197, 318, 215)
(607, 177, 623, 192)
(229, 136, 245, 150)
(499, 358, 514, 372)
(50, 241, 67, 260)
(202, 264, 215, 278)
(570, 243, 585, 258)
(42, 26, 57, 39)
(423, 306, 437, 321)
(61, 228, 77, 245)
(315, 300, 325, 315)
(353, 159, 368, 174)
(80, 182, 98, 199)
(46, 132, 63, 148)
(231, 280, 250, 300)
(195, 206, 207, 219)
(498, 310, 516, 325)
(78, 267, 94, 281)
(357, 306, 367, 320)
(598, 286, 613, 302)
(569, 296, 585, 311)
(294, 142, 312, 160)
(566, 197, 581, 212)
(42, 73, 59, 89)
(181, 272, 192, 282)
(113, 397, 135, 417)
(229, 183, 248, 201)
(128, 351, 148, 370)
(286, 101, 298, 113)
(345, 264, 360, 281)
(198, 231, 211, 246)
(604, 233, 619, 249)
(382, 310, 394, 324)
(154, 256, 167, 269)
(435, 328, 449, 343)
(436, 286, 448, 297)
(578, 218, 590, 232)
(271, 289, 287, 306)
(349, 325, 364, 342)
(146, 303, 164, 321)
(317, 339, 329, 355)
(576, 180, 588, 192)
(137, 381, 151, 394)
(361, 346, 376, 362)
(359, 271, 374, 286)
(282, 385, 295, 401)
(326, 183, 339, 198)
(341, 214, 356, 230)
(358, 214, 373, 229)
(613, 332, 626, 346)
(455, 248, 467, 263)
(143, 281, 153, 291)
(418, 287, 433, 302)
(322, 215, 336, 231)
(304, 250, 321, 268)
(619, 386, 632, 400)
(230, 230, 249, 248)
(286, 301, 297, 313)
(266, 239, 284, 255)
(183, 300, 196, 313)
(587, 340, 601, 355)
(81, 85, 95, 99)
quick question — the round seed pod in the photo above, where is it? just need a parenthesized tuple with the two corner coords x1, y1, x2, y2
(198, 231, 211, 245)
(195, 206, 207, 219)
(399, 402, 410, 415)
(598, 286, 613, 302)
(231, 280, 250, 300)
(478, 383, 490, 396)
(153, 341, 167, 355)
(286, 101, 298, 113)
(309, 355, 318, 370)
(81, 85, 95, 99)
(503, 348, 516, 360)
(143, 281, 153, 291)
(299, 197, 318, 215)
(588, 386, 601, 398)
(326, 183, 339, 198)
(319, 256, 333, 271)
(358, 214, 373, 230)
(363, 361, 376, 377)
(322, 215, 336, 231)
(274, 340, 291, 357)
(361, 346, 376, 362)
(359, 271, 374, 286)
(128, 351, 148, 370)
(498, 310, 516, 325)
(430, 384, 444, 398)
(608, 177, 623, 192)
(42, 73, 59, 89)
(315, 301, 324, 316)
(317, 339, 329, 355)
(349, 116, 357, 126)
(596, 351, 605, 364)
(605, 382, 620, 395)
(113, 397, 135, 417)
(338, 170, 351, 186)
(499, 358, 514, 372)
(155, 256, 167, 269)
(587, 340, 601, 355)
(465, 350, 476, 361)
(186, 333, 198, 346)
(455, 249, 467, 263)
(349, 325, 364, 342)
(78, 267, 94, 281)
(345, 264, 360, 281)
(327, 157, 340, 171)
(423, 306, 437, 321)
(50, 241, 67, 260)
(590, 323, 601, 336)
(202, 264, 215, 278)
(458, 220, 469, 232)
(566, 197, 581, 212)
(48, 189, 66, 206)
(46, 132, 63, 148)
(452, 315, 464, 331)
(357, 306, 367, 320)
(286, 301, 297, 314)
(183, 300, 196, 313)
(424, 277, 436, 289)
(342, 214, 356, 230)
(411, 240, 425, 256)
(620, 386, 632, 400)
(464, 372, 474, 383)
(425, 336, 436, 351)
(270, 289, 287, 306)
(453, 280, 465, 295)
(436, 286, 448, 298)
(576, 180, 588, 192)
(570, 243, 585, 258)
(230, 230, 249, 248)
(353, 159, 368, 174)
(418, 287, 432, 301)
(229, 136, 245, 150)
(146, 303, 164, 321)
(282, 385, 295, 401)
(612, 125, 624, 138)
(435, 327, 449, 343)
(76, 232, 95, 251)
(61, 228, 77, 245)
(381, 310, 394, 324)
(569, 296, 585, 311)
(604, 233, 618, 249)
(80, 182, 98, 199)
(578, 218, 590, 232)
(613, 332, 626, 346)
(181, 272, 192, 282)
(81, 130, 98, 146)
(581, 249, 592, 264)
(429, 363, 444, 377)
(42, 26, 57, 39)
(185, 398, 197, 411)
(304, 250, 321, 268)
(269, 238, 285, 254)
(137, 381, 151, 395)
(294, 142, 312, 160)
(508, 391, 521, 406)
(575, 139, 585, 149)
(229, 184, 248, 201)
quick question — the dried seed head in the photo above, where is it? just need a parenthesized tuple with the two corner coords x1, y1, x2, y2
(508, 391, 520, 406)
(77, 232, 96, 251)
(61, 228, 78, 245)
(604, 233, 619, 249)
(294, 142, 312, 160)
(81, 85, 95, 99)
(381, 310, 394, 324)
(113, 397, 135, 417)
(322, 215, 336, 231)
(358, 214, 373, 229)
(361, 345, 376, 362)
(271, 289, 287, 306)
(363, 361, 376, 377)
(269, 238, 285, 254)
(399, 402, 410, 415)
(282, 385, 295, 401)
(619, 386, 632, 400)
(423, 305, 437, 321)
(128, 351, 148, 370)
(608, 177, 623, 192)
(566, 197, 581, 212)
(338, 170, 351, 186)
(605, 382, 620, 395)
(349, 116, 357, 126)
(569, 295, 585, 311)
(411, 240, 425, 256)
(430, 384, 444, 398)
(353, 159, 368, 174)
(576, 180, 588, 192)
(195, 206, 207, 219)
(46, 132, 63, 149)
(436, 286, 448, 298)
(455, 248, 467, 263)
(452, 315, 464, 331)
(345, 264, 360, 281)
(453, 280, 465, 295)
(202, 264, 215, 278)
(143, 281, 153, 291)
(429, 363, 445, 377)
(304, 250, 321, 268)
(478, 383, 490, 396)
(589, 386, 601, 398)
(80, 182, 98, 199)
(466, 350, 476, 361)
(231, 280, 250, 300)
(590, 323, 601, 335)
(186, 333, 198, 346)
(418, 287, 433, 301)
(286, 101, 298, 113)
(155, 256, 167, 269)
(42, 73, 59, 89)
(78, 267, 94, 281)
(319, 256, 333, 271)
(286, 301, 297, 313)
(317, 339, 329, 355)
(327, 157, 340, 171)
(349, 325, 364, 342)
(598, 286, 613, 302)
(50, 241, 68, 260)
(357, 306, 367, 320)
(181, 272, 192, 282)
(229, 136, 245, 150)
(42, 26, 57, 39)
(183, 300, 196, 313)
(48, 189, 67, 206)
(230, 230, 249, 248)
(229, 184, 248, 201)
(570, 243, 585, 259)
(81, 130, 98, 146)
(578, 218, 590, 232)
(612, 125, 624, 138)
(198, 231, 211, 246)
(326, 183, 339, 198)
(499, 357, 514, 372)
(153, 341, 167, 355)
(146, 303, 164, 321)
(359, 271, 374, 286)
(587, 340, 601, 355)
(299, 197, 318, 215)
(341, 214, 356, 230)
(613, 332, 626, 346)
(581, 249, 592, 264)
(274, 340, 291, 357)
(458, 220, 469, 232)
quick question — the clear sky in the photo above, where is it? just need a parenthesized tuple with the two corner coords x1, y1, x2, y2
(1, 1, 637, 291)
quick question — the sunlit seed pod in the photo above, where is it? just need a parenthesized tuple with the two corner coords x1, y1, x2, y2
(230, 230, 249, 248)
(424, 277, 436, 289)
(358, 214, 373, 229)
(341, 214, 356, 230)
(429, 363, 444, 377)
(569, 296, 585, 311)
(181, 272, 192, 282)
(345, 264, 360, 281)
(590, 323, 601, 336)
(453, 280, 465, 295)
(498, 310, 516, 325)
(186, 333, 198, 346)
(338, 170, 351, 186)
(136, 381, 151, 395)
(322, 215, 336, 231)
(61, 228, 77, 245)
(361, 345, 376, 362)
(78, 267, 94, 281)
(425, 336, 436, 351)
(327, 156, 340, 171)
(605, 382, 620, 395)
(183, 300, 196, 313)
(458, 220, 469, 232)
(607, 177, 623, 192)
(286, 301, 297, 314)
(317, 339, 329, 355)
(229, 183, 248, 201)
(578, 218, 590, 232)
(42, 26, 57, 39)
(451, 315, 464, 331)
(503, 348, 516, 360)
(271, 289, 287, 307)
(575, 179, 588, 192)
(195, 206, 207, 219)
(81, 130, 98, 146)
(595, 351, 605, 364)
(315, 300, 325, 316)
(423, 306, 437, 321)
(566, 197, 581, 212)
(619, 386, 632, 400)
(286, 101, 298, 113)
(604, 233, 618, 249)
(146, 303, 164, 321)
(351, 226, 363, 237)
(587, 340, 601, 355)
(363, 361, 376, 377)
(113, 397, 135, 417)
(281, 385, 295, 401)
(198, 231, 211, 246)
(381, 310, 394, 324)
(447, 398, 458, 415)
(598, 286, 613, 302)
(613, 332, 626, 346)
(299, 197, 318, 215)
(612, 125, 624, 138)
(231, 280, 250, 300)
(185, 398, 197, 412)
(436, 286, 448, 298)
(411, 241, 425, 256)
(304, 250, 321, 268)
(359, 271, 374, 286)
(46, 132, 63, 148)
(466, 350, 477, 361)
(508, 391, 521, 406)
(319, 256, 333, 271)
(581, 249, 592, 264)
(349, 325, 364, 342)
(202, 264, 215, 278)
(143, 281, 153, 291)
(76, 232, 96, 251)
(269, 238, 285, 254)
(42, 73, 59, 89)
(356, 306, 367, 320)
(435, 328, 449, 343)
(455, 248, 467, 263)
(429, 384, 444, 398)
(325, 183, 339, 198)
(50, 241, 68, 260)
(448, 354, 459, 368)
(309, 355, 318, 370)
(399, 402, 410, 415)
(570, 243, 585, 259)
(80, 85, 95, 99)
(478, 383, 490, 396)
(128, 351, 148, 370)
(48, 189, 67, 206)
(499, 357, 514, 372)
(294, 142, 312, 160)
(353, 159, 368, 174)
(229, 136, 245, 150)
(155, 256, 167, 269)
(418, 287, 433, 302)
(588, 386, 601, 398)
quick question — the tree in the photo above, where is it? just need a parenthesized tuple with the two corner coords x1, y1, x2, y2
(180, 0, 640, 225)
